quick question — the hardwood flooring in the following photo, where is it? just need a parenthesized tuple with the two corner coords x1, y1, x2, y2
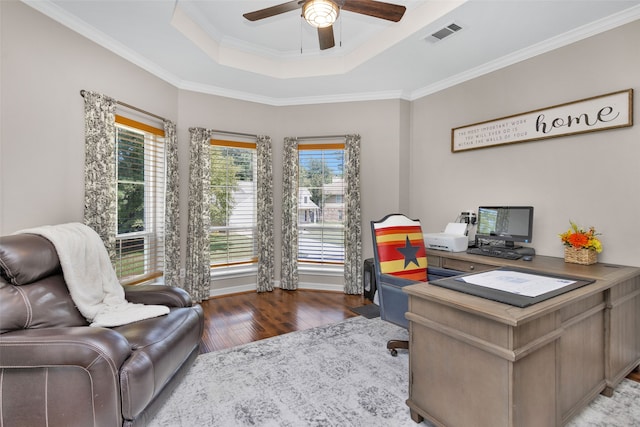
(197, 289, 640, 385)
(627, 370, 640, 383)
(198, 288, 370, 354)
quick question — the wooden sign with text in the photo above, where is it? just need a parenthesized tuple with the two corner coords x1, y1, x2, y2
(451, 89, 633, 152)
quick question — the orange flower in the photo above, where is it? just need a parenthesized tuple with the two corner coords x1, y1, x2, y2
(559, 221, 603, 253)
(568, 233, 589, 248)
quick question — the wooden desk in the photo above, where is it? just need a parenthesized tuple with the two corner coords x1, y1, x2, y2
(404, 250, 640, 427)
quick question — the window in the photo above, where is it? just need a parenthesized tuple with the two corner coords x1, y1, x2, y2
(298, 143, 345, 265)
(114, 115, 166, 285)
(209, 140, 258, 268)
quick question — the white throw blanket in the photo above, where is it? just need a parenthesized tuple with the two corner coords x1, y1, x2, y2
(17, 222, 169, 327)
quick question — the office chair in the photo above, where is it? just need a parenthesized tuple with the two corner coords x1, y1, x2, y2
(371, 213, 459, 356)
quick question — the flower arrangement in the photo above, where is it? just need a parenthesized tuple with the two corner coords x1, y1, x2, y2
(559, 221, 603, 253)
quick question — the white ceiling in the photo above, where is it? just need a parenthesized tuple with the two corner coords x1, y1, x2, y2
(25, 0, 640, 106)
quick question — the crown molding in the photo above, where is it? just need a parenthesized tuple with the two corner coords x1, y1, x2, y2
(409, 4, 640, 101)
(170, 1, 464, 80)
(22, 0, 185, 89)
(177, 80, 408, 107)
(22, 0, 640, 107)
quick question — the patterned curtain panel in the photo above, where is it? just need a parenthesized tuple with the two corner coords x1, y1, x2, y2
(256, 135, 275, 292)
(281, 137, 299, 290)
(83, 91, 117, 262)
(163, 120, 181, 288)
(343, 134, 362, 294)
(185, 127, 212, 301)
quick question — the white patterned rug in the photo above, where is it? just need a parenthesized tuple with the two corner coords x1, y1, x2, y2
(148, 316, 640, 427)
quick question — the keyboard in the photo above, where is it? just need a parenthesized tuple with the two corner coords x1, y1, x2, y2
(466, 246, 523, 260)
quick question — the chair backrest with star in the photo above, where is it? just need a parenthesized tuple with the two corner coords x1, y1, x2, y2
(370, 213, 429, 348)
(370, 214, 461, 354)
(371, 213, 428, 283)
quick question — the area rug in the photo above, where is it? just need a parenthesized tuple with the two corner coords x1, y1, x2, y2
(148, 316, 640, 427)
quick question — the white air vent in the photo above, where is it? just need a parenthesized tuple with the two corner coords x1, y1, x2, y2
(429, 23, 462, 41)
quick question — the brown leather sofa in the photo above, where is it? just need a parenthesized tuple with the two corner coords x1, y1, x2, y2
(0, 233, 204, 427)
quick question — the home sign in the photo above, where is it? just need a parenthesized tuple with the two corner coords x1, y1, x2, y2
(451, 89, 633, 152)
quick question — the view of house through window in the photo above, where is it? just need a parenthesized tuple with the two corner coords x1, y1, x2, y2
(298, 143, 345, 265)
(209, 140, 258, 268)
(115, 116, 166, 284)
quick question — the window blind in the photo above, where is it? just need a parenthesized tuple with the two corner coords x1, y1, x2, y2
(114, 114, 166, 285)
(298, 143, 345, 265)
(209, 139, 258, 267)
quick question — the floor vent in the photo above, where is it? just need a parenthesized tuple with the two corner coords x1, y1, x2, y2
(429, 23, 462, 41)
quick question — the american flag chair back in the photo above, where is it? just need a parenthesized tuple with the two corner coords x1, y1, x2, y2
(372, 214, 428, 283)
(370, 214, 429, 356)
(371, 214, 462, 356)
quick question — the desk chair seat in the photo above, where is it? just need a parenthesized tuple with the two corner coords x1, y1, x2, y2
(371, 214, 459, 356)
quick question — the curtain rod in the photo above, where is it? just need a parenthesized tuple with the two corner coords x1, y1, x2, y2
(80, 90, 167, 123)
(209, 129, 258, 139)
(297, 134, 347, 141)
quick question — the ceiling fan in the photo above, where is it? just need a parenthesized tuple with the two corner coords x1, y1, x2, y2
(243, 0, 406, 50)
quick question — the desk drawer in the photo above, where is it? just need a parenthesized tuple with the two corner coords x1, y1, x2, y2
(442, 258, 495, 273)
(427, 255, 442, 268)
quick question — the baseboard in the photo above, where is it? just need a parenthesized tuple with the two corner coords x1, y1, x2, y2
(208, 280, 345, 297)
(209, 284, 257, 297)
(296, 281, 345, 292)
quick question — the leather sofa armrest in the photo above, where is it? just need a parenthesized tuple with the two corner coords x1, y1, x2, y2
(0, 327, 132, 426)
(124, 285, 193, 307)
(0, 327, 131, 368)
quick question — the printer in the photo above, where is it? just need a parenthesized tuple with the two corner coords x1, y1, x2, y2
(423, 223, 469, 253)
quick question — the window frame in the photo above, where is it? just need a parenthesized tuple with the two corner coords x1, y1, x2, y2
(114, 114, 166, 286)
(297, 142, 346, 270)
(209, 139, 259, 272)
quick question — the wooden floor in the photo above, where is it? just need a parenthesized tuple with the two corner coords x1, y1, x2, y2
(628, 370, 640, 383)
(198, 288, 370, 354)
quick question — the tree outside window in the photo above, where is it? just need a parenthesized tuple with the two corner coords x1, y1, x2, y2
(298, 146, 345, 264)
(114, 121, 165, 283)
(117, 128, 145, 234)
(209, 142, 257, 267)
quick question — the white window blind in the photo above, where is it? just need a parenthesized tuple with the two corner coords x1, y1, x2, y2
(114, 115, 166, 285)
(298, 143, 345, 265)
(209, 140, 258, 267)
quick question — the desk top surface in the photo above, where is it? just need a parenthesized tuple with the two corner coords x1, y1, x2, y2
(406, 250, 640, 325)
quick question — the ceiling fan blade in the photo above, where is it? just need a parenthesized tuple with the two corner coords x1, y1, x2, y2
(243, 0, 303, 21)
(341, 0, 406, 22)
(318, 26, 335, 50)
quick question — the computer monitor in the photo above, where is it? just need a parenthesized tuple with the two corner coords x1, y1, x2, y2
(475, 206, 534, 249)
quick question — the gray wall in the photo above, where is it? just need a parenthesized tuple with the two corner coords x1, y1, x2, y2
(1, 0, 178, 232)
(410, 19, 640, 266)
(2, 1, 638, 300)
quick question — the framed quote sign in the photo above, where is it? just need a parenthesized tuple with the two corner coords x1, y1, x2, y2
(451, 89, 633, 152)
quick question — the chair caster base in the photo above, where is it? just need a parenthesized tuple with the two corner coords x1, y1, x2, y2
(387, 339, 408, 356)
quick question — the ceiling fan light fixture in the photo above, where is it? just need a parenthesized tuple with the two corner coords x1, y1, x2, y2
(303, 0, 339, 28)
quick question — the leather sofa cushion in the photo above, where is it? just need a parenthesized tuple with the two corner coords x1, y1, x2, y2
(0, 234, 60, 285)
(115, 306, 204, 420)
(0, 274, 87, 334)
